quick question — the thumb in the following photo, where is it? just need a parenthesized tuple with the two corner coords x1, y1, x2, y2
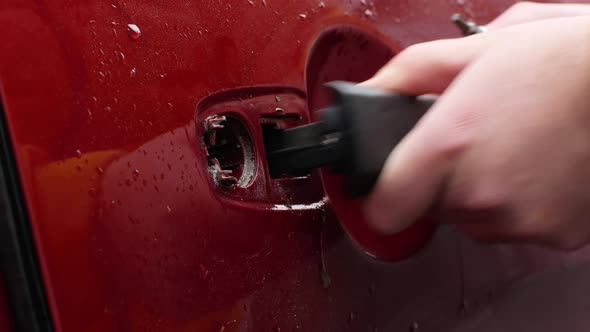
(360, 34, 491, 95)
(363, 102, 462, 234)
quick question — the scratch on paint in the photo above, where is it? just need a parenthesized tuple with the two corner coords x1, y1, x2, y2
(271, 199, 327, 211)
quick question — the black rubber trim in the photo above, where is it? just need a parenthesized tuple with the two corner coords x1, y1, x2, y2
(0, 102, 53, 331)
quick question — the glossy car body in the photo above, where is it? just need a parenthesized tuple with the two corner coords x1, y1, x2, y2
(1, 0, 590, 331)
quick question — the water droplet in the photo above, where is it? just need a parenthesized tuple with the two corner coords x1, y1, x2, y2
(364, 9, 374, 17)
(118, 51, 125, 62)
(99, 48, 105, 56)
(133, 169, 140, 175)
(320, 270, 331, 288)
(299, 13, 307, 19)
(360, 0, 367, 5)
(198, 264, 210, 280)
(96, 166, 104, 174)
(89, 19, 96, 24)
(127, 24, 141, 40)
(111, 3, 117, 8)
(318, 1, 326, 8)
(262, 0, 267, 6)
(167, 102, 173, 110)
(97, 71, 106, 82)
(348, 312, 355, 323)
(247, 0, 254, 5)
(409, 322, 419, 332)
(75, 149, 82, 158)
(104, 106, 111, 112)
(130, 67, 136, 78)
(166, 205, 172, 213)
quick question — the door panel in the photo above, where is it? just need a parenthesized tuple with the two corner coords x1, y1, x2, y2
(1, 0, 590, 331)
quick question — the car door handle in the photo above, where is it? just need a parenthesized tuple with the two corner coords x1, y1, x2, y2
(264, 81, 436, 197)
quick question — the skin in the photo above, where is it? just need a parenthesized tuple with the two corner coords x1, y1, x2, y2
(361, 2, 590, 250)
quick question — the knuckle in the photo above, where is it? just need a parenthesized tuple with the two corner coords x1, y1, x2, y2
(397, 41, 444, 64)
(434, 128, 470, 163)
(393, 44, 426, 69)
(458, 222, 510, 244)
(551, 234, 588, 251)
(507, 1, 537, 14)
(445, 175, 507, 211)
(550, 220, 590, 251)
(508, 206, 560, 242)
(394, 39, 462, 86)
(520, 209, 590, 250)
(399, 42, 426, 56)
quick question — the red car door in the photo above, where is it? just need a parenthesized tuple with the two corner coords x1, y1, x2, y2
(1, 0, 590, 331)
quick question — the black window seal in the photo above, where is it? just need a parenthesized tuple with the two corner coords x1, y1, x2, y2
(0, 99, 54, 331)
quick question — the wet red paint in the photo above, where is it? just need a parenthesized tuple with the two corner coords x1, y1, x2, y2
(2, 0, 590, 331)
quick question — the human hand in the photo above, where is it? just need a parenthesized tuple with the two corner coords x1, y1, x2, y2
(487, 1, 590, 29)
(361, 16, 590, 249)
